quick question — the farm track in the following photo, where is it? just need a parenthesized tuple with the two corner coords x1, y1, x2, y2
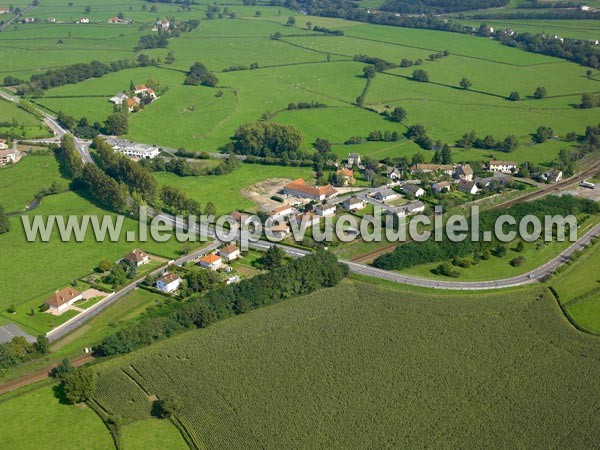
(0, 355, 93, 396)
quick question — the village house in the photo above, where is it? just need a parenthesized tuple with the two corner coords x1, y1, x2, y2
(115, 144, 159, 160)
(134, 85, 157, 98)
(0, 150, 17, 166)
(23, 17, 34, 23)
(385, 207, 406, 220)
(46, 17, 56, 23)
(156, 273, 182, 293)
(402, 184, 425, 198)
(453, 164, 473, 181)
(493, 172, 514, 186)
(432, 181, 451, 193)
(78, 17, 90, 24)
(122, 249, 150, 267)
(269, 203, 294, 218)
(109, 92, 128, 105)
(0, 139, 9, 149)
(343, 195, 367, 211)
(0, 7, 9, 14)
(387, 167, 402, 181)
(265, 223, 291, 239)
(412, 163, 453, 176)
(373, 188, 399, 203)
(404, 201, 426, 215)
(219, 244, 241, 262)
(314, 202, 336, 217)
(489, 160, 517, 174)
(126, 96, 140, 112)
(347, 153, 361, 168)
(296, 212, 321, 227)
(541, 169, 563, 184)
(198, 254, 222, 270)
(284, 179, 338, 202)
(231, 211, 252, 226)
(336, 168, 355, 186)
(157, 19, 170, 29)
(457, 179, 479, 195)
(45, 287, 82, 314)
(475, 176, 493, 189)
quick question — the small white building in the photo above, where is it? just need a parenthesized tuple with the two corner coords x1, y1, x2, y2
(156, 273, 182, 293)
(157, 19, 170, 29)
(541, 170, 563, 184)
(373, 189, 399, 203)
(296, 212, 320, 227)
(387, 167, 402, 181)
(401, 184, 425, 198)
(198, 254, 222, 270)
(219, 244, 241, 262)
(269, 203, 294, 218)
(489, 160, 517, 174)
(109, 93, 128, 105)
(342, 196, 366, 211)
(0, 150, 16, 166)
(78, 17, 90, 24)
(457, 179, 479, 195)
(314, 203, 336, 217)
(115, 144, 160, 160)
(404, 201, 425, 215)
(0, 139, 9, 150)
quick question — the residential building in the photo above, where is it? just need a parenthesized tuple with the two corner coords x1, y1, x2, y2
(402, 184, 425, 198)
(231, 210, 252, 226)
(284, 179, 338, 202)
(123, 249, 150, 267)
(0, 150, 16, 166)
(342, 196, 367, 211)
(219, 244, 241, 262)
(387, 167, 402, 181)
(269, 203, 294, 218)
(347, 152, 361, 168)
(198, 254, 222, 270)
(404, 201, 425, 215)
(336, 168, 355, 186)
(385, 207, 406, 220)
(493, 172, 514, 186)
(412, 163, 453, 176)
(541, 170, 563, 183)
(115, 144, 160, 159)
(475, 177, 493, 189)
(46, 17, 56, 23)
(134, 85, 157, 98)
(127, 96, 140, 112)
(373, 188, 399, 202)
(0, 8, 9, 14)
(78, 17, 89, 24)
(453, 164, 473, 181)
(265, 223, 290, 239)
(314, 202, 336, 217)
(109, 92, 128, 105)
(23, 17, 35, 23)
(45, 287, 82, 314)
(457, 179, 479, 195)
(432, 181, 451, 193)
(157, 19, 170, 29)
(156, 273, 182, 293)
(489, 160, 517, 174)
(0, 138, 9, 149)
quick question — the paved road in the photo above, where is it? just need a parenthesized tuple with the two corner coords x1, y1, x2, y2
(47, 243, 220, 342)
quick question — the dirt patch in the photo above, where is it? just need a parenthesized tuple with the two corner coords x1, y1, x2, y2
(241, 178, 294, 212)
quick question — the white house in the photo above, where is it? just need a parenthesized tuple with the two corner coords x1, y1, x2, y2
(457, 179, 479, 195)
(45, 287, 82, 314)
(404, 201, 425, 215)
(123, 249, 150, 267)
(489, 160, 517, 174)
(134, 85, 157, 98)
(198, 254, 222, 270)
(269, 203, 294, 218)
(385, 207, 406, 220)
(342, 196, 367, 211)
(115, 144, 160, 160)
(453, 164, 473, 181)
(347, 152, 361, 168)
(157, 19, 170, 29)
(78, 17, 90, 24)
(109, 93, 128, 105)
(156, 273, 182, 293)
(373, 189, 399, 202)
(581, 5, 591, 11)
(219, 244, 241, 262)
(0, 139, 9, 150)
(387, 167, 402, 181)
(0, 150, 17, 166)
(402, 184, 425, 198)
(314, 203, 336, 217)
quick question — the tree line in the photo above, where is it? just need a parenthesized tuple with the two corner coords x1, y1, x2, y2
(0, 203, 9, 234)
(0, 335, 49, 373)
(95, 251, 349, 356)
(373, 195, 600, 271)
(232, 121, 305, 159)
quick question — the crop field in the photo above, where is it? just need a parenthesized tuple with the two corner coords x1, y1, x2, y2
(0, 154, 67, 213)
(0, 191, 199, 333)
(0, 386, 113, 450)
(92, 279, 600, 449)
(153, 163, 314, 214)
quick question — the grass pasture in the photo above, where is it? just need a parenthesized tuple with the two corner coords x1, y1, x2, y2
(121, 419, 188, 450)
(92, 279, 600, 449)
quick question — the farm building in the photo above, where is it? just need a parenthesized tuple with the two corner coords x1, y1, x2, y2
(284, 179, 338, 202)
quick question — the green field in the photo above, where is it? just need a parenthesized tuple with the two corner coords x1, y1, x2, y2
(153, 163, 314, 214)
(92, 279, 600, 449)
(121, 419, 188, 450)
(0, 191, 200, 333)
(0, 386, 113, 450)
